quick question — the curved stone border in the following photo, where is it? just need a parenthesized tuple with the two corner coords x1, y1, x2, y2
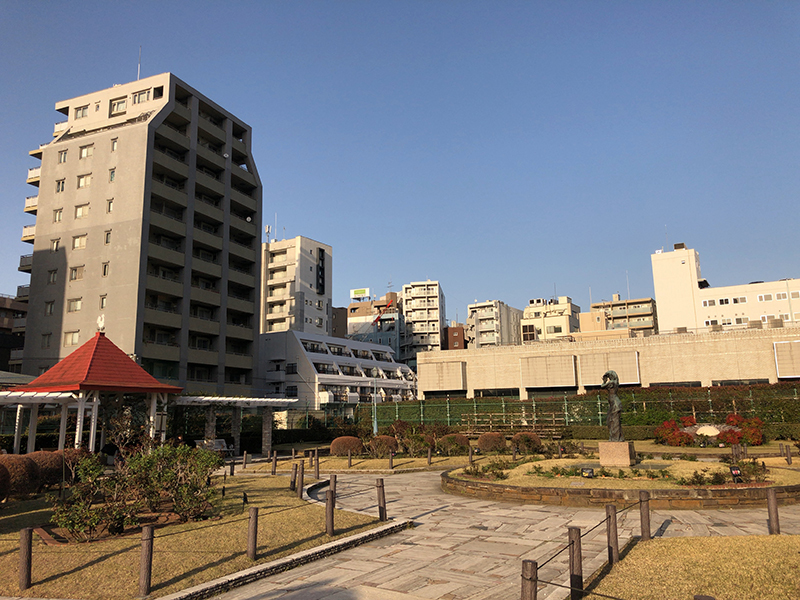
(441, 469, 800, 509)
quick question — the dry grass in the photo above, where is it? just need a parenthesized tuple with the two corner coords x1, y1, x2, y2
(248, 455, 484, 472)
(0, 474, 379, 599)
(590, 536, 800, 600)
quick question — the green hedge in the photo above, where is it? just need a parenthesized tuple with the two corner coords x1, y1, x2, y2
(763, 423, 800, 441)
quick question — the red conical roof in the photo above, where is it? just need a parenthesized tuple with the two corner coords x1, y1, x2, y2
(17, 332, 183, 394)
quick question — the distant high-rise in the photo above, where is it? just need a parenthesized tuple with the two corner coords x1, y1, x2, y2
(400, 281, 446, 368)
(466, 300, 523, 348)
(19, 73, 262, 395)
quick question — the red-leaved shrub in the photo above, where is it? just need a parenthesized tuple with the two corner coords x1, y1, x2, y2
(28, 451, 65, 487)
(726, 413, 745, 427)
(654, 420, 694, 446)
(0, 463, 10, 501)
(511, 432, 542, 454)
(477, 432, 505, 454)
(329, 436, 364, 456)
(0, 455, 41, 495)
(718, 429, 743, 446)
(680, 416, 696, 428)
(437, 434, 470, 456)
(369, 435, 398, 458)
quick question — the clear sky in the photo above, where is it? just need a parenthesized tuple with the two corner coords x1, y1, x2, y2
(2, 1, 798, 321)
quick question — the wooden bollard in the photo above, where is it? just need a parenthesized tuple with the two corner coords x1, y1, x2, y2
(297, 462, 305, 499)
(290, 463, 298, 491)
(229, 460, 235, 477)
(326, 489, 335, 536)
(247, 507, 259, 560)
(271, 451, 277, 475)
(606, 505, 619, 565)
(315, 449, 320, 479)
(376, 478, 387, 521)
(330, 474, 337, 495)
(427, 447, 432, 466)
(19, 527, 32, 591)
(779, 443, 785, 456)
(139, 525, 154, 598)
(309, 453, 314, 468)
(521, 559, 538, 600)
(568, 526, 583, 600)
(558, 444, 563, 459)
(580, 442, 585, 454)
(639, 491, 651, 541)
(242, 451, 248, 469)
(389, 452, 394, 470)
(787, 447, 793, 466)
(469, 445, 473, 465)
(767, 488, 781, 535)
(348, 449, 352, 468)
(513, 447, 517, 461)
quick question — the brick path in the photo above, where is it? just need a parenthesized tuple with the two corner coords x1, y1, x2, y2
(213, 471, 800, 600)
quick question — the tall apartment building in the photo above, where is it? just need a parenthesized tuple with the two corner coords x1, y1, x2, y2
(19, 74, 261, 395)
(400, 281, 446, 368)
(346, 292, 404, 355)
(652, 243, 800, 333)
(261, 236, 332, 335)
(466, 300, 523, 348)
(590, 293, 658, 336)
(521, 296, 580, 342)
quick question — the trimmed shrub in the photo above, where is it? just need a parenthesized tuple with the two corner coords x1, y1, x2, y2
(0, 454, 41, 495)
(0, 463, 10, 501)
(330, 436, 365, 456)
(437, 434, 470, 456)
(511, 431, 542, 454)
(28, 450, 65, 487)
(369, 435, 398, 458)
(477, 432, 506, 454)
(763, 423, 800, 441)
(402, 434, 434, 457)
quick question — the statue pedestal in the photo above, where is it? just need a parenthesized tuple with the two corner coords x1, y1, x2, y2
(599, 441, 636, 467)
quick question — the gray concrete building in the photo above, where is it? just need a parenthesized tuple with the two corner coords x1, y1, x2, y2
(19, 73, 261, 395)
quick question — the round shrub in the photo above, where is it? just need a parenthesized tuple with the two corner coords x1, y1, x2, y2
(437, 434, 470, 456)
(477, 432, 506, 454)
(329, 436, 364, 456)
(511, 432, 542, 454)
(28, 450, 65, 487)
(0, 454, 41, 495)
(0, 463, 10, 501)
(369, 435, 399, 458)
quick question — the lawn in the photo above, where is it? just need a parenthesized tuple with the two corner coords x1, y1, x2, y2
(0, 474, 380, 599)
(590, 536, 800, 600)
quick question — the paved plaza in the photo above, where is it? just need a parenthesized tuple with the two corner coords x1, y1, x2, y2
(213, 471, 800, 600)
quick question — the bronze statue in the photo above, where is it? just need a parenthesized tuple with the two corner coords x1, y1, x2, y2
(601, 370, 624, 442)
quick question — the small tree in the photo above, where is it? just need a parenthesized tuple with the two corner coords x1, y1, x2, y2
(369, 435, 398, 458)
(477, 432, 505, 454)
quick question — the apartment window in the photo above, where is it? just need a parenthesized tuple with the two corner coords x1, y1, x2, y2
(735, 317, 749, 325)
(47, 270, 57, 284)
(79, 145, 94, 159)
(791, 291, 800, 300)
(286, 363, 298, 374)
(44, 301, 54, 316)
(64, 331, 80, 347)
(50, 239, 60, 252)
(77, 174, 91, 188)
(106, 199, 114, 213)
(69, 266, 84, 281)
(111, 138, 118, 152)
(75, 105, 88, 119)
(99, 295, 107, 309)
(781, 313, 791, 322)
(67, 298, 82, 313)
(702, 299, 716, 307)
(758, 294, 773, 302)
(317, 300, 324, 309)
(102, 262, 109, 277)
(109, 168, 116, 182)
(153, 86, 164, 99)
(721, 318, 732, 325)
(58, 150, 68, 163)
(104, 230, 111, 245)
(132, 90, 150, 104)
(286, 386, 298, 397)
(55, 179, 65, 193)
(41, 333, 52, 349)
(776, 292, 788, 300)
(53, 208, 62, 223)
(110, 98, 127, 114)
(75, 204, 89, 219)
(316, 317, 323, 327)
(546, 325, 562, 334)
(732, 296, 747, 304)
(704, 320, 718, 326)
(718, 298, 730, 305)
(761, 315, 775, 323)
(72, 235, 87, 250)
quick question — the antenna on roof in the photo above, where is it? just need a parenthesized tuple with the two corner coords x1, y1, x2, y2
(137, 46, 142, 81)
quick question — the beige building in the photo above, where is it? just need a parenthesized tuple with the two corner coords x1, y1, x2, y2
(418, 326, 800, 399)
(400, 281, 446, 368)
(589, 293, 658, 336)
(19, 73, 261, 394)
(521, 296, 580, 342)
(347, 292, 404, 355)
(466, 300, 523, 348)
(262, 236, 332, 335)
(652, 243, 800, 333)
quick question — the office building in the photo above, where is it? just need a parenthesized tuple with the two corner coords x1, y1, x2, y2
(19, 73, 261, 395)
(466, 300, 523, 348)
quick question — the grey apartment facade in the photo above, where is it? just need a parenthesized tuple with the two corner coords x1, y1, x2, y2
(20, 73, 262, 395)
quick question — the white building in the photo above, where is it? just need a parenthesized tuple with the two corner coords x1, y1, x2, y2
(262, 236, 332, 335)
(400, 281, 446, 368)
(521, 296, 580, 342)
(466, 300, 523, 348)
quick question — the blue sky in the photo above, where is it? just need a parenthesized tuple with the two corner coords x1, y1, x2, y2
(2, 2, 798, 321)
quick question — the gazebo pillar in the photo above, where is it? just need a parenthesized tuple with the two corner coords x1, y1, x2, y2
(26, 403, 40, 453)
(147, 393, 158, 440)
(75, 393, 86, 449)
(231, 407, 242, 456)
(88, 393, 100, 452)
(261, 407, 274, 457)
(58, 403, 69, 451)
(13, 404, 24, 454)
(204, 406, 216, 441)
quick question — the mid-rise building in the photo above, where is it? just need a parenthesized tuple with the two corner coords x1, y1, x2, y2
(590, 293, 658, 336)
(521, 296, 580, 342)
(442, 322, 467, 350)
(466, 300, 523, 348)
(400, 281, 446, 368)
(347, 292, 404, 355)
(652, 243, 800, 333)
(0, 294, 28, 373)
(19, 73, 261, 395)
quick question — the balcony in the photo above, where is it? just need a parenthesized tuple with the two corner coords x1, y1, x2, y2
(16, 285, 30, 300)
(53, 121, 68, 136)
(9, 349, 23, 362)
(26, 167, 40, 185)
(18, 254, 32, 273)
(29, 145, 45, 159)
(12, 317, 26, 333)
(21, 225, 35, 243)
(24, 195, 38, 214)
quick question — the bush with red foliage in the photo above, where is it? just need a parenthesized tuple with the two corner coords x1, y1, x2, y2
(719, 414, 764, 446)
(477, 432, 506, 454)
(654, 419, 694, 447)
(511, 432, 543, 454)
(0, 454, 41, 495)
(680, 416, 696, 428)
(329, 436, 365, 456)
(726, 413, 745, 427)
(718, 429, 743, 445)
(437, 434, 470, 456)
(0, 463, 10, 501)
(28, 450, 65, 487)
(369, 435, 399, 458)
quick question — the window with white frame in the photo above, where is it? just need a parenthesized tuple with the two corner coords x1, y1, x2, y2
(99, 295, 107, 309)
(109, 168, 116, 182)
(704, 319, 719, 326)
(792, 291, 800, 300)
(67, 298, 82, 313)
(132, 90, 150, 104)
(718, 298, 730, 305)
(702, 299, 716, 307)
(58, 150, 68, 163)
(50, 239, 60, 252)
(64, 331, 80, 347)
(47, 270, 57, 284)
(721, 318, 732, 325)
(732, 296, 747, 304)
(102, 262, 109, 277)
(75, 105, 88, 119)
(110, 98, 127, 114)
(69, 265, 84, 281)
(104, 230, 111, 245)
(758, 294, 773, 302)
(53, 208, 62, 223)
(781, 313, 790, 321)
(106, 199, 114, 213)
(41, 333, 51, 349)
(55, 179, 65, 193)
(44, 301, 54, 316)
(735, 317, 749, 325)
(79, 145, 93, 159)
(776, 292, 788, 300)
(72, 235, 87, 250)
(74, 204, 89, 219)
(77, 174, 91, 188)
(111, 138, 118, 152)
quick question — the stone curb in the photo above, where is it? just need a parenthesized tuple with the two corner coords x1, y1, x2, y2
(155, 518, 412, 600)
